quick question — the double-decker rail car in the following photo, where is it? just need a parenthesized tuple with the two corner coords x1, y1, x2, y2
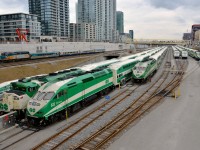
(27, 68, 114, 125)
(119, 47, 163, 61)
(186, 48, 200, 60)
(132, 48, 167, 82)
(176, 47, 188, 59)
(173, 50, 180, 59)
(109, 54, 151, 86)
(178, 46, 200, 60)
(78, 59, 119, 72)
(180, 50, 188, 59)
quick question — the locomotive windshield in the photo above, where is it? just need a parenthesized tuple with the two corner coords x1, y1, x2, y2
(44, 92, 54, 100)
(37, 92, 46, 101)
(33, 91, 54, 101)
(12, 86, 26, 92)
(33, 91, 41, 100)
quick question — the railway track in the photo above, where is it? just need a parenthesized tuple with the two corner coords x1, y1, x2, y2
(70, 51, 187, 150)
(0, 127, 39, 150)
(31, 84, 140, 150)
(32, 49, 175, 150)
(0, 54, 101, 69)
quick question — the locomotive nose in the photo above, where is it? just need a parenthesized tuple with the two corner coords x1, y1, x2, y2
(27, 99, 45, 117)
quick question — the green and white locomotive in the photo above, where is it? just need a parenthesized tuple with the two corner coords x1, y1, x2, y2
(1, 46, 168, 124)
(132, 47, 167, 82)
(186, 48, 200, 60)
(0, 80, 18, 111)
(0, 59, 119, 116)
(179, 46, 200, 60)
(27, 68, 114, 125)
(1, 69, 82, 113)
(109, 48, 162, 86)
(109, 56, 146, 86)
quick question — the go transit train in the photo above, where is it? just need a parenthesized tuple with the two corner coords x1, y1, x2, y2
(1, 46, 167, 125)
(180, 46, 200, 60)
(26, 47, 167, 125)
(132, 47, 167, 82)
(0, 49, 105, 62)
(0, 59, 119, 115)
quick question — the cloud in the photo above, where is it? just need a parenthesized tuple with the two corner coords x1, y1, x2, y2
(0, 0, 28, 14)
(147, 0, 200, 9)
(117, 0, 200, 39)
(0, 0, 199, 39)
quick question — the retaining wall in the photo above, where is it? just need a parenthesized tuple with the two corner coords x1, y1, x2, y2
(0, 42, 134, 53)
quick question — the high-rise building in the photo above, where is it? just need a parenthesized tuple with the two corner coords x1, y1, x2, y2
(117, 11, 124, 34)
(0, 13, 41, 42)
(183, 33, 191, 40)
(76, 23, 96, 42)
(129, 30, 134, 41)
(77, 0, 96, 24)
(95, 0, 117, 42)
(77, 0, 117, 42)
(70, 23, 96, 42)
(29, 0, 69, 38)
(191, 24, 200, 41)
(69, 23, 77, 42)
(194, 30, 200, 41)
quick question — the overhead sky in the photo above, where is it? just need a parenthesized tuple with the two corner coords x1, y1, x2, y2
(0, 0, 199, 40)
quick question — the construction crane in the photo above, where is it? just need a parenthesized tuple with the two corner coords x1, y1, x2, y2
(16, 28, 29, 42)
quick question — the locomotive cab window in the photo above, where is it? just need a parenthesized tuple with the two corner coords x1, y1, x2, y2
(55, 91, 65, 99)
(28, 87, 34, 92)
(14, 96, 19, 100)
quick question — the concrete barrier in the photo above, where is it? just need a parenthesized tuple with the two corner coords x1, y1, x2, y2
(0, 42, 134, 53)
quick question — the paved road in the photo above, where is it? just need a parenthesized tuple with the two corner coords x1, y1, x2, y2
(108, 58, 200, 150)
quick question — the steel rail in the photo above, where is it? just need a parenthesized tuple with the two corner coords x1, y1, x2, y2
(72, 70, 171, 150)
(32, 86, 138, 150)
(0, 54, 100, 69)
(1, 129, 39, 150)
(72, 50, 187, 150)
(33, 48, 173, 150)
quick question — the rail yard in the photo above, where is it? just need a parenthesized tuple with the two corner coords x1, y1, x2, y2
(0, 46, 200, 150)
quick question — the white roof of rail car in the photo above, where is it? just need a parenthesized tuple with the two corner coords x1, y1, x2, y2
(119, 48, 160, 61)
(40, 77, 75, 92)
(0, 79, 18, 87)
(188, 48, 197, 52)
(109, 55, 149, 70)
(172, 46, 177, 51)
(26, 74, 47, 79)
(177, 47, 186, 52)
(79, 59, 119, 71)
(119, 53, 142, 61)
(149, 49, 166, 60)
